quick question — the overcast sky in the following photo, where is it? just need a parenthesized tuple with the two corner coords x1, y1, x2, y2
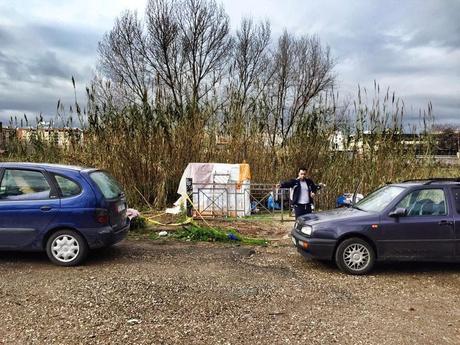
(0, 0, 459, 128)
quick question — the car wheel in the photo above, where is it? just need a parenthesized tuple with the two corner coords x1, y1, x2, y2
(335, 237, 375, 275)
(46, 230, 88, 266)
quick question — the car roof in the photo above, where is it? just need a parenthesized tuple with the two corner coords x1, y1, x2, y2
(392, 179, 460, 187)
(0, 162, 95, 172)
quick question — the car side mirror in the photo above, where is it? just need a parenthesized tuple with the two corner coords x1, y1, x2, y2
(389, 207, 407, 218)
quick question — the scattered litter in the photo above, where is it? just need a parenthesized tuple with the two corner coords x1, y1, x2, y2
(158, 231, 168, 237)
(227, 233, 240, 241)
(269, 311, 285, 316)
(165, 206, 181, 214)
(267, 192, 281, 210)
(146, 217, 192, 226)
(336, 193, 364, 208)
(127, 208, 141, 220)
(127, 319, 141, 325)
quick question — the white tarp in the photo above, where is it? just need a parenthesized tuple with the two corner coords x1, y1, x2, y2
(169, 163, 251, 217)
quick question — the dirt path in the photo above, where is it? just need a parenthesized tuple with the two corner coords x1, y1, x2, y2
(1, 239, 460, 344)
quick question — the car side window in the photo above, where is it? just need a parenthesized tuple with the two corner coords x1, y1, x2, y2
(54, 174, 81, 197)
(451, 188, 460, 214)
(396, 189, 447, 216)
(0, 169, 51, 201)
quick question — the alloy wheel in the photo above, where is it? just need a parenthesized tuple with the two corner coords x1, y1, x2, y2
(343, 243, 370, 272)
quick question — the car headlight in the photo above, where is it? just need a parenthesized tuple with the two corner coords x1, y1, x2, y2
(300, 225, 313, 236)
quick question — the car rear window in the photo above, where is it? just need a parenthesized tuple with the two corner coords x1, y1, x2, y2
(90, 171, 123, 199)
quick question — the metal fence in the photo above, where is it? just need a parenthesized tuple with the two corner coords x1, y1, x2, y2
(187, 179, 294, 221)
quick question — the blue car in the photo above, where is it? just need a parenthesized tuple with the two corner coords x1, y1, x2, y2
(292, 179, 460, 275)
(0, 162, 129, 266)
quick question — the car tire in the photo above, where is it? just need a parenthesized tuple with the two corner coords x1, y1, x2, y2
(46, 230, 88, 266)
(335, 237, 375, 275)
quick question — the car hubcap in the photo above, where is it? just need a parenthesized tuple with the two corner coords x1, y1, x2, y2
(51, 235, 80, 262)
(343, 243, 370, 271)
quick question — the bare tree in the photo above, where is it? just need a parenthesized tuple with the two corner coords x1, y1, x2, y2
(95, 0, 335, 140)
(265, 32, 335, 147)
(266, 31, 294, 147)
(144, 0, 231, 115)
(230, 18, 271, 115)
(144, 0, 185, 112)
(98, 11, 150, 104)
(179, 0, 231, 107)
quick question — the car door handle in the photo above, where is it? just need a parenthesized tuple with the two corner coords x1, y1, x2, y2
(40, 206, 52, 212)
(438, 220, 453, 226)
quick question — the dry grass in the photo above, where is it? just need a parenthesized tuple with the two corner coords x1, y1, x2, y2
(2, 84, 450, 210)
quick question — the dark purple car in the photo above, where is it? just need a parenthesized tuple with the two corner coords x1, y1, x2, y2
(292, 179, 460, 275)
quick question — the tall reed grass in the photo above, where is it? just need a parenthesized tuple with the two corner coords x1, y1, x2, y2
(1, 83, 450, 211)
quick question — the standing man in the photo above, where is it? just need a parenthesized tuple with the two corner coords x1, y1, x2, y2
(279, 168, 319, 219)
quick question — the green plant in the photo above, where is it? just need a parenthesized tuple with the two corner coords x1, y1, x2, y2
(129, 216, 147, 231)
(174, 223, 268, 246)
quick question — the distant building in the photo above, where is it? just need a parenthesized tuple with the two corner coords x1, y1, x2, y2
(0, 122, 84, 149)
(329, 130, 427, 155)
(0, 122, 17, 152)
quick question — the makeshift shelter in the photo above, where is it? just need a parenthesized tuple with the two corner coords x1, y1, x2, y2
(170, 163, 251, 217)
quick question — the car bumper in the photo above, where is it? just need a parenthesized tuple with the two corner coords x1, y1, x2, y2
(82, 222, 130, 249)
(291, 229, 336, 260)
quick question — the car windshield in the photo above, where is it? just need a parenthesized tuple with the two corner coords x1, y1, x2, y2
(353, 185, 405, 213)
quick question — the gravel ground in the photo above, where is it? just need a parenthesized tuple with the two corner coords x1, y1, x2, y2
(1, 239, 460, 345)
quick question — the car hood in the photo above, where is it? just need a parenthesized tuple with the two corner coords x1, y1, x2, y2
(299, 207, 369, 226)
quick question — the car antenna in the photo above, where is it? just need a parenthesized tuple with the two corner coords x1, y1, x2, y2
(352, 178, 362, 205)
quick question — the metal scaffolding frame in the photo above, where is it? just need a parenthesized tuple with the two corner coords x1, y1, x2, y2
(189, 180, 293, 220)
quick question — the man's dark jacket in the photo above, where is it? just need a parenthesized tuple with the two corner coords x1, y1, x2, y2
(280, 178, 318, 205)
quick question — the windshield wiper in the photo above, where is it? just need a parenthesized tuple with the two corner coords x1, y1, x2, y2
(352, 204, 365, 211)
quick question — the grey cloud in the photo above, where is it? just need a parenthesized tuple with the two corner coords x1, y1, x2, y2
(407, 94, 460, 120)
(0, 50, 81, 82)
(330, 31, 456, 79)
(0, 52, 25, 81)
(345, 0, 460, 50)
(0, 51, 89, 122)
(0, 22, 99, 54)
(29, 51, 74, 79)
(29, 23, 99, 54)
(399, 1, 460, 49)
(0, 21, 95, 82)
(0, 88, 87, 125)
(0, 27, 15, 47)
(322, 0, 460, 69)
(0, 5, 101, 122)
(0, 90, 64, 115)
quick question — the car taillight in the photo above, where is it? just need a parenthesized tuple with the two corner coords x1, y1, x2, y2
(95, 209, 109, 224)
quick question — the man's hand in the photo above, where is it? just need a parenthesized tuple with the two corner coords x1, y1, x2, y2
(275, 183, 281, 189)
(311, 192, 316, 197)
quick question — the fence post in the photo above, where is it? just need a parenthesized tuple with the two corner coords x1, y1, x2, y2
(186, 178, 193, 217)
(0, 122, 3, 150)
(281, 187, 284, 221)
